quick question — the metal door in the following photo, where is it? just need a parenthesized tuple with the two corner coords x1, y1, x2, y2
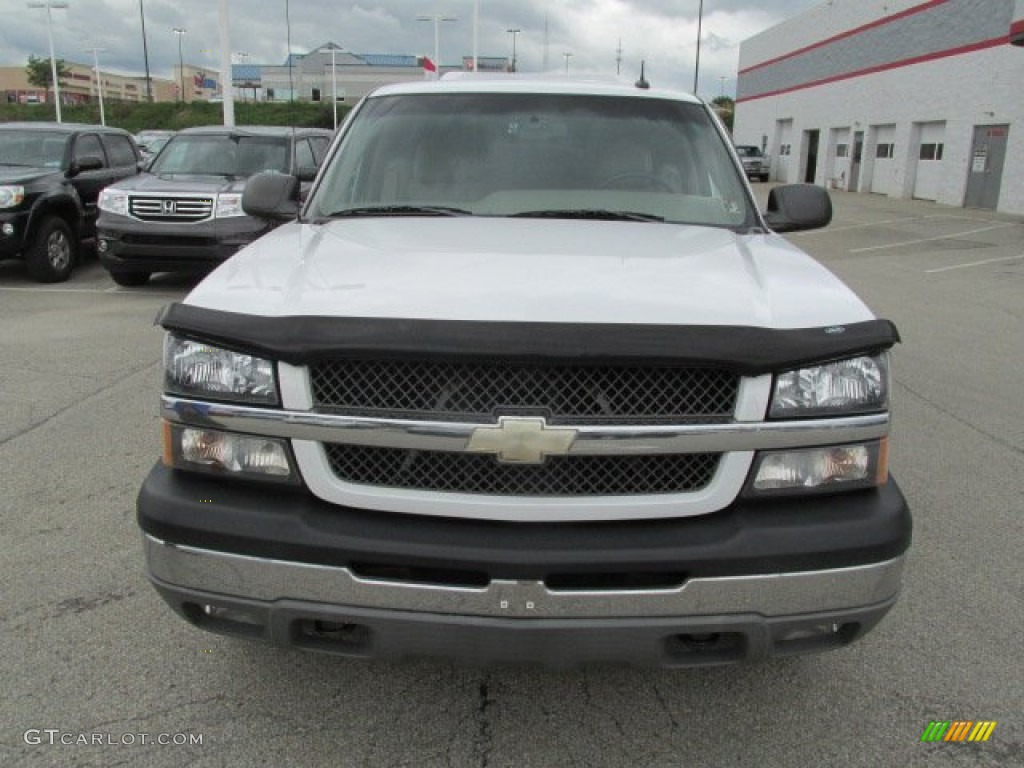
(803, 130, 820, 184)
(848, 131, 863, 191)
(964, 124, 1009, 210)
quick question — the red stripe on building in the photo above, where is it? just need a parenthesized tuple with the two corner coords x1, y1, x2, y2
(739, 0, 951, 75)
(1011, 18, 1024, 44)
(736, 35, 1006, 103)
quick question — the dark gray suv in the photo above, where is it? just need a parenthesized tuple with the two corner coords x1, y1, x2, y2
(96, 125, 331, 286)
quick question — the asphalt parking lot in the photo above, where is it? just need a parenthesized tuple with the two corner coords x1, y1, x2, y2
(1, 190, 1022, 767)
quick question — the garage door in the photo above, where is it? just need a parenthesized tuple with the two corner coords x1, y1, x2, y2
(870, 125, 897, 195)
(913, 122, 946, 201)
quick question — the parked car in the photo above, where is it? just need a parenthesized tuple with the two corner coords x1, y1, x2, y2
(735, 144, 771, 182)
(135, 129, 176, 162)
(139, 77, 909, 667)
(96, 125, 332, 286)
(0, 122, 142, 282)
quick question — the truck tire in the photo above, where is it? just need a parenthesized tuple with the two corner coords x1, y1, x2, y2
(109, 270, 150, 287)
(26, 216, 77, 283)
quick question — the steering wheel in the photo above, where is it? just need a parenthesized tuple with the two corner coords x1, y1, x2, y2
(599, 172, 675, 192)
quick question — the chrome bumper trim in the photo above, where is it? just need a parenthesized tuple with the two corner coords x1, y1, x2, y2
(161, 395, 889, 456)
(144, 534, 905, 620)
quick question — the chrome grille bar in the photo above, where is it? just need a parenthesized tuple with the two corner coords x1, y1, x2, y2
(161, 395, 890, 456)
(129, 195, 214, 222)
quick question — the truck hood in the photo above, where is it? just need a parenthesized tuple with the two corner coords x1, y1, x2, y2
(184, 217, 875, 329)
(111, 173, 246, 195)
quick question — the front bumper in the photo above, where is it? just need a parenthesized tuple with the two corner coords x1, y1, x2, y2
(0, 210, 31, 257)
(138, 464, 911, 666)
(96, 213, 270, 274)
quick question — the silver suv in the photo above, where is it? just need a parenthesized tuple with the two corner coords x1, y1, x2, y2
(736, 144, 770, 182)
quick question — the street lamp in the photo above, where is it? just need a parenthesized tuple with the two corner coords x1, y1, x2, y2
(233, 52, 249, 102)
(139, 0, 152, 101)
(507, 28, 520, 72)
(693, 0, 704, 95)
(27, 1, 69, 123)
(173, 27, 186, 102)
(323, 42, 342, 130)
(416, 14, 456, 74)
(563, 51, 572, 74)
(85, 46, 107, 125)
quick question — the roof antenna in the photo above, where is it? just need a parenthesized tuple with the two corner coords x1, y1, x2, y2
(635, 60, 650, 89)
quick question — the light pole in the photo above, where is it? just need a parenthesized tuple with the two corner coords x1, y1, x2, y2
(416, 14, 456, 74)
(719, 76, 726, 98)
(234, 52, 249, 102)
(323, 42, 342, 129)
(693, 0, 704, 95)
(219, 0, 234, 126)
(139, 0, 152, 101)
(27, 2, 69, 123)
(507, 28, 520, 72)
(563, 51, 572, 74)
(86, 46, 106, 125)
(173, 27, 186, 102)
(471, 0, 478, 72)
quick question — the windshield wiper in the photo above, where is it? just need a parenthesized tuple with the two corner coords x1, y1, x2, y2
(510, 209, 663, 222)
(318, 205, 473, 220)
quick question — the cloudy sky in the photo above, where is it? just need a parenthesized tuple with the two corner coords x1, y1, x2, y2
(3, 0, 822, 97)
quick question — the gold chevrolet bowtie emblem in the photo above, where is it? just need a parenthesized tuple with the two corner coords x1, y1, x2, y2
(465, 417, 577, 464)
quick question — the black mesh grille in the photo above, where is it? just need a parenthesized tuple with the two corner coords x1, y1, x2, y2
(310, 359, 738, 424)
(324, 444, 720, 496)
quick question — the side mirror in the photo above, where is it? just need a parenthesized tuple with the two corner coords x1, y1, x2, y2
(67, 155, 104, 176)
(242, 171, 300, 221)
(295, 165, 318, 182)
(763, 184, 832, 233)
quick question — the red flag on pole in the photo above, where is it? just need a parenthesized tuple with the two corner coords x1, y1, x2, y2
(421, 56, 437, 79)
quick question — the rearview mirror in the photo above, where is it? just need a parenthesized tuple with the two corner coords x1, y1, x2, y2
(763, 184, 832, 233)
(242, 171, 300, 221)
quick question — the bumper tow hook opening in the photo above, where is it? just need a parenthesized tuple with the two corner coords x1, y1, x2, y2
(293, 619, 372, 653)
(664, 632, 746, 665)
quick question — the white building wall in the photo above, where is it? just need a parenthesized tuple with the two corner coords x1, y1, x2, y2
(735, 0, 1024, 215)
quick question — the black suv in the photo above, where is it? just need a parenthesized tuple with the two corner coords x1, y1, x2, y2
(0, 122, 142, 282)
(96, 125, 332, 286)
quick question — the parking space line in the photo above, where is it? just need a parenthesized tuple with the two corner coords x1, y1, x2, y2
(787, 213, 962, 237)
(848, 222, 1020, 254)
(925, 254, 1024, 274)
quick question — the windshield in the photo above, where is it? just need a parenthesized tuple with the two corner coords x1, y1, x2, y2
(735, 146, 762, 158)
(309, 92, 756, 229)
(149, 134, 290, 177)
(138, 134, 172, 154)
(0, 130, 69, 168)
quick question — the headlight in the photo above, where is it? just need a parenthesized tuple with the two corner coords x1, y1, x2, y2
(98, 188, 128, 216)
(0, 185, 25, 209)
(770, 354, 888, 418)
(745, 439, 888, 497)
(164, 334, 278, 405)
(215, 193, 245, 218)
(163, 422, 297, 483)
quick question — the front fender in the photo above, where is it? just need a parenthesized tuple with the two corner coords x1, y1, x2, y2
(26, 185, 85, 241)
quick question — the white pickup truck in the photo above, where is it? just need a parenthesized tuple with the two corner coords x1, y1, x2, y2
(138, 75, 910, 667)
